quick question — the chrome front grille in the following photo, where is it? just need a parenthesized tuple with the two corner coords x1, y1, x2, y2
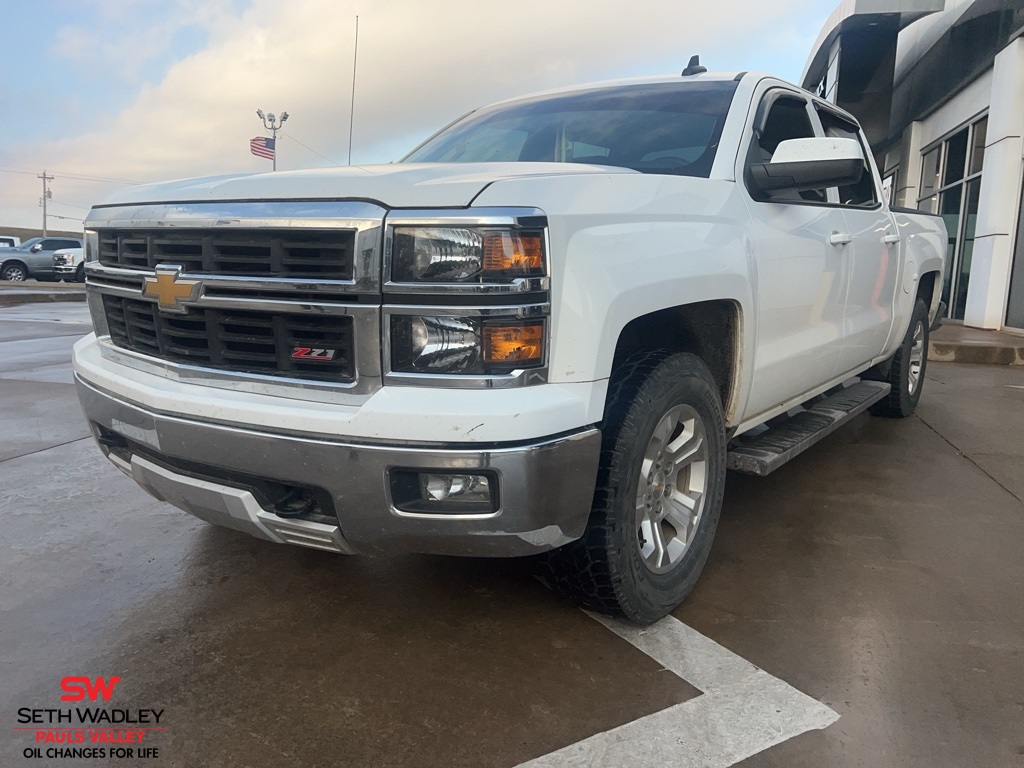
(83, 201, 386, 400)
(98, 229, 355, 279)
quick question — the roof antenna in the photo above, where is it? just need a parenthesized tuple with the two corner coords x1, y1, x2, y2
(682, 55, 707, 76)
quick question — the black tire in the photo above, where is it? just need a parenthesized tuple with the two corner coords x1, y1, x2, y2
(76, 265, 85, 283)
(1, 262, 27, 282)
(544, 351, 727, 625)
(870, 298, 929, 418)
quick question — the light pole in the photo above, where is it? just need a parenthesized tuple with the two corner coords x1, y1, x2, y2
(38, 171, 53, 235)
(255, 109, 289, 171)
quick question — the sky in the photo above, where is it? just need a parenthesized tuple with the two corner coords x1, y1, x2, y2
(0, 0, 833, 233)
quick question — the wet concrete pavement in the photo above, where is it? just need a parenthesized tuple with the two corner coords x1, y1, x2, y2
(1, 305, 1022, 767)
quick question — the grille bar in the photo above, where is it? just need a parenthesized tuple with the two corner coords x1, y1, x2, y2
(102, 295, 355, 382)
(98, 229, 355, 280)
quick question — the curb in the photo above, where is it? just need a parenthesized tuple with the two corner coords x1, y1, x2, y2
(929, 341, 1024, 366)
(0, 291, 87, 307)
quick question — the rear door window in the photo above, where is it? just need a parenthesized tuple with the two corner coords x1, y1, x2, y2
(815, 108, 878, 208)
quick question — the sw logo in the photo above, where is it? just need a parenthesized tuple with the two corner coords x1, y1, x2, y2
(291, 347, 337, 361)
(60, 676, 121, 702)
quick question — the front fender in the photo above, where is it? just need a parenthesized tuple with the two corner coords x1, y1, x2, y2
(472, 175, 755, 386)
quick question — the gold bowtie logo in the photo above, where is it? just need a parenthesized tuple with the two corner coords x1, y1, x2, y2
(142, 267, 202, 313)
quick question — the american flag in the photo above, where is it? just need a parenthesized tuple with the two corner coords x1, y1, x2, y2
(250, 136, 275, 160)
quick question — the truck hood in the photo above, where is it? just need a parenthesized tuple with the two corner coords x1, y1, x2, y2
(95, 162, 639, 210)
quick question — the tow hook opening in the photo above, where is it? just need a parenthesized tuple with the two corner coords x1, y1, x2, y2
(272, 488, 318, 519)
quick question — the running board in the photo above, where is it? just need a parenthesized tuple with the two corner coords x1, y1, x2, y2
(727, 381, 891, 476)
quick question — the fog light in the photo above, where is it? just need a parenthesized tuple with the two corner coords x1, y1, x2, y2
(389, 469, 498, 515)
(422, 473, 491, 503)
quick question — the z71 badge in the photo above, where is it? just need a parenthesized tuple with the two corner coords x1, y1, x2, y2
(291, 347, 337, 361)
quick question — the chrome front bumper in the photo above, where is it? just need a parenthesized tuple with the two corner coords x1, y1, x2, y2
(76, 375, 602, 557)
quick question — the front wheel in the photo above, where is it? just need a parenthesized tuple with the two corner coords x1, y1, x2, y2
(544, 351, 727, 625)
(75, 264, 85, 283)
(1, 263, 27, 281)
(870, 298, 929, 418)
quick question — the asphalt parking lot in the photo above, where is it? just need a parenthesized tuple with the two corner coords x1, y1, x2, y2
(2, 303, 1023, 768)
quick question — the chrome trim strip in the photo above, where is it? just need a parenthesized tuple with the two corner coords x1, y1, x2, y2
(382, 207, 550, 295)
(384, 277, 550, 295)
(85, 263, 145, 282)
(383, 303, 549, 318)
(384, 207, 547, 228)
(382, 303, 549, 388)
(87, 275, 367, 316)
(85, 200, 388, 229)
(86, 262, 373, 294)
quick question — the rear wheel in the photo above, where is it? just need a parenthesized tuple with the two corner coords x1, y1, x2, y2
(870, 298, 929, 418)
(544, 351, 727, 625)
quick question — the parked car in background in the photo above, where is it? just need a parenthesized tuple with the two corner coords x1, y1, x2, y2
(0, 236, 83, 281)
(53, 248, 85, 282)
(0, 235, 21, 248)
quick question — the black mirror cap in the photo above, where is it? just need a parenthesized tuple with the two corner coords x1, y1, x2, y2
(749, 158, 863, 194)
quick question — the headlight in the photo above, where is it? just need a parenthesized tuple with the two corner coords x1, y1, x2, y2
(391, 227, 545, 283)
(390, 315, 545, 375)
(84, 230, 99, 263)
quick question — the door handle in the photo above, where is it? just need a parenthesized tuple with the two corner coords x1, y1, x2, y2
(829, 232, 853, 246)
(883, 234, 901, 244)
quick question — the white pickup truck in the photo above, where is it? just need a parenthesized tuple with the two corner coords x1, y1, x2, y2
(73, 70, 945, 624)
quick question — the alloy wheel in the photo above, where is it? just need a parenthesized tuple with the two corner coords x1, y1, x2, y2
(635, 404, 709, 574)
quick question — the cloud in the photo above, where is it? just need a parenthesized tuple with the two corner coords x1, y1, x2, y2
(1, 0, 825, 230)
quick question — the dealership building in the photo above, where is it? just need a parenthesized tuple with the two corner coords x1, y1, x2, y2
(803, 0, 1024, 331)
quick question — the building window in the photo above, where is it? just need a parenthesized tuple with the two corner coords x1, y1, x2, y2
(882, 170, 898, 206)
(918, 115, 988, 320)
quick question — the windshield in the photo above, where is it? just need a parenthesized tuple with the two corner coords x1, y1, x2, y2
(403, 81, 738, 177)
(15, 238, 42, 251)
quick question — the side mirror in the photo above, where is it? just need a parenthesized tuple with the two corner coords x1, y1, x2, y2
(750, 137, 864, 194)
(30, 243, 43, 252)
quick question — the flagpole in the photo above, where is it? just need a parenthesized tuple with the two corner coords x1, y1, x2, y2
(255, 109, 288, 171)
(348, 15, 359, 166)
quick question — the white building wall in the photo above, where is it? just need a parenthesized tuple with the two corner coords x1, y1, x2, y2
(894, 121, 924, 209)
(964, 38, 1024, 329)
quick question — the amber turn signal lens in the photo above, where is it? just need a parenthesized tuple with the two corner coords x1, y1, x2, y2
(482, 232, 544, 274)
(482, 322, 544, 365)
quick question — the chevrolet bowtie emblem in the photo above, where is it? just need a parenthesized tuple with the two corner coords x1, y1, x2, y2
(142, 267, 202, 313)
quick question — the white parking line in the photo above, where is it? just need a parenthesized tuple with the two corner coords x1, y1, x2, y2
(517, 613, 839, 768)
